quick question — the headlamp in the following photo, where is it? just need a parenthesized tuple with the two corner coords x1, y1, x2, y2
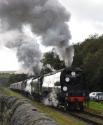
(63, 86, 68, 92)
(71, 72, 76, 77)
(65, 77, 70, 82)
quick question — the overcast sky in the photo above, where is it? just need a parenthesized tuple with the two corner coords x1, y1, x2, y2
(61, 0, 103, 43)
(0, 0, 103, 71)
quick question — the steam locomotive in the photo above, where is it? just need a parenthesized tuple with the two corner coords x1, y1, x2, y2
(10, 67, 88, 111)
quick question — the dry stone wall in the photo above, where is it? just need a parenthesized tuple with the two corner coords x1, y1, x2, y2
(0, 95, 58, 125)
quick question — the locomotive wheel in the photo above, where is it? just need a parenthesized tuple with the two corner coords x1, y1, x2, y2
(64, 103, 69, 111)
(79, 103, 84, 111)
(65, 103, 70, 111)
(67, 103, 76, 111)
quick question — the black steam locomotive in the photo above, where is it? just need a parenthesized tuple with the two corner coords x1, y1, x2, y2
(58, 67, 88, 111)
(10, 67, 88, 111)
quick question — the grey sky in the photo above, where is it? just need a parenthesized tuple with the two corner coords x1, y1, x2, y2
(0, 0, 103, 71)
(60, 0, 103, 43)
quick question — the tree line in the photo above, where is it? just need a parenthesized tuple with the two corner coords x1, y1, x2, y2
(73, 35, 103, 91)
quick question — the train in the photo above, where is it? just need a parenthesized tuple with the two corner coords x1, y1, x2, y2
(10, 67, 89, 111)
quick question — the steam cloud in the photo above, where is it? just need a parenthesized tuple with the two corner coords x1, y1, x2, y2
(0, 0, 73, 74)
(5, 32, 42, 75)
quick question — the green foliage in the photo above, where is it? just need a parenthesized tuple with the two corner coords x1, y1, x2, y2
(0, 73, 28, 87)
(0, 73, 11, 86)
(0, 73, 10, 78)
(41, 66, 52, 74)
(41, 50, 65, 74)
(8, 74, 28, 85)
(72, 35, 103, 91)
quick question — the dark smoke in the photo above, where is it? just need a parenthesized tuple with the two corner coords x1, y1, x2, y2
(0, 0, 73, 74)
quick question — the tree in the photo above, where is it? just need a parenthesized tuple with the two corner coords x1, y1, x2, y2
(8, 73, 28, 85)
(72, 35, 103, 91)
(41, 50, 65, 74)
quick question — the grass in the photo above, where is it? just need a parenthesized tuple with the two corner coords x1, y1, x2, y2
(31, 101, 86, 125)
(0, 87, 23, 98)
(0, 87, 86, 125)
(87, 101, 103, 114)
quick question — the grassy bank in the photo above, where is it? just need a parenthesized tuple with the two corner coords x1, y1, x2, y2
(86, 101, 103, 114)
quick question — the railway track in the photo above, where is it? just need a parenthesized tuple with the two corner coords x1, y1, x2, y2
(84, 111, 103, 120)
(69, 111, 103, 125)
(51, 106, 103, 125)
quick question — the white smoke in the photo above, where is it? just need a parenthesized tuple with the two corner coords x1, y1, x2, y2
(0, 0, 73, 73)
(57, 46, 74, 67)
(42, 88, 58, 107)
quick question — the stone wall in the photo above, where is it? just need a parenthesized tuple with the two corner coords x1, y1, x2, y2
(0, 95, 58, 125)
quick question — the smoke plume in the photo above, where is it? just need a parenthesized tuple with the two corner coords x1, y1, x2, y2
(6, 33, 42, 75)
(0, 0, 73, 74)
